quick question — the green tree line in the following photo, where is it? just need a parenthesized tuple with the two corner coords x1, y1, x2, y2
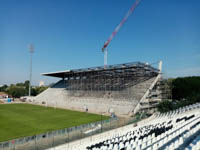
(0, 80, 48, 98)
(157, 76, 200, 112)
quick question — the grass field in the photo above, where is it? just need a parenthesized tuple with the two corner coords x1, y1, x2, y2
(0, 103, 109, 142)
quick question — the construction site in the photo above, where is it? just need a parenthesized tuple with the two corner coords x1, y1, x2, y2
(34, 61, 170, 116)
(34, 0, 169, 116)
(1, 0, 200, 150)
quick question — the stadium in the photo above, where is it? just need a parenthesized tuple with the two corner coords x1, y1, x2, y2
(34, 61, 164, 116)
(0, 61, 167, 149)
(1, 61, 200, 150)
(33, 62, 200, 150)
(1, 0, 200, 149)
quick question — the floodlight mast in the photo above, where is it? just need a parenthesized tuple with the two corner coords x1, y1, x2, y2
(28, 44, 34, 97)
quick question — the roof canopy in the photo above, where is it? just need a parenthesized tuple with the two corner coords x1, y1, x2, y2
(41, 62, 159, 79)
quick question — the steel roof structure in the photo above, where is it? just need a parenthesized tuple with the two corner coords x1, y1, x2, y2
(42, 62, 159, 79)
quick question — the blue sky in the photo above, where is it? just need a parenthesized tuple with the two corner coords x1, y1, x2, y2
(0, 0, 200, 86)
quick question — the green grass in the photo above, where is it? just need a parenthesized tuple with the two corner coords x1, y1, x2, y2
(0, 104, 109, 142)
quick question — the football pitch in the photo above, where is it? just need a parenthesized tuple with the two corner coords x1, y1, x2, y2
(0, 103, 109, 142)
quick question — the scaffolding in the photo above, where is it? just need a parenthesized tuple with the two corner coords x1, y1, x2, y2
(43, 62, 159, 97)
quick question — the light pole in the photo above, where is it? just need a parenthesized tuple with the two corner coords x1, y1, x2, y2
(28, 44, 34, 97)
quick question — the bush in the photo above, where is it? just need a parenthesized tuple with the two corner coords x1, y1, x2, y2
(157, 100, 173, 113)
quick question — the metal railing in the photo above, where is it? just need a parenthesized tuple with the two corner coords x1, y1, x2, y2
(0, 113, 148, 150)
(0, 118, 118, 150)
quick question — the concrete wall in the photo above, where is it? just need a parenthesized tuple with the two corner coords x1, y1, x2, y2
(34, 77, 156, 116)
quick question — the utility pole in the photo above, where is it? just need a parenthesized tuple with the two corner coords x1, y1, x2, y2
(28, 44, 34, 97)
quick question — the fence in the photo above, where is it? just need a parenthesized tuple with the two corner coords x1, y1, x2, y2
(0, 113, 148, 150)
(0, 117, 119, 150)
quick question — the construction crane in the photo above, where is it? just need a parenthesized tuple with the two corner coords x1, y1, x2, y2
(102, 0, 141, 68)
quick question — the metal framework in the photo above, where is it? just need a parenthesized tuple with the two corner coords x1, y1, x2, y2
(42, 62, 159, 93)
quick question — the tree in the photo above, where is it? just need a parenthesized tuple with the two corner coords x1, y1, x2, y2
(24, 80, 30, 87)
(31, 86, 48, 96)
(1, 80, 48, 98)
(0, 85, 8, 92)
(16, 83, 24, 87)
(157, 76, 200, 112)
(172, 76, 200, 101)
(7, 85, 26, 98)
(24, 80, 30, 95)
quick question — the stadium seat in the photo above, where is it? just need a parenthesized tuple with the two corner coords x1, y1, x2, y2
(46, 102, 200, 150)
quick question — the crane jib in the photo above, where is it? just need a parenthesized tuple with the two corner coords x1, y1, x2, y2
(102, 0, 141, 52)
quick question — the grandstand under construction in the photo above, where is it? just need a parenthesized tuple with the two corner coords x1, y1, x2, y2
(33, 0, 169, 116)
(34, 61, 168, 116)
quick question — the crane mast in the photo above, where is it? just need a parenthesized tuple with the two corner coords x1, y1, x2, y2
(102, 0, 141, 68)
